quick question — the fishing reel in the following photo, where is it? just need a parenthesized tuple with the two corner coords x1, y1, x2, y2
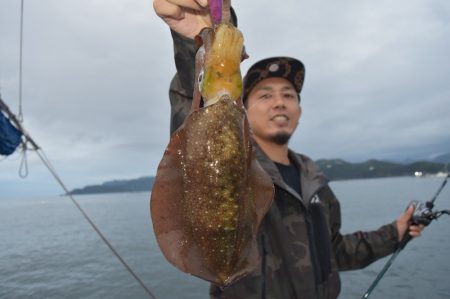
(400, 199, 450, 249)
(409, 199, 450, 226)
(409, 174, 450, 226)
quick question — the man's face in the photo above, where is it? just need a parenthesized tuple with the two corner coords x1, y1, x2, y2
(245, 77, 301, 145)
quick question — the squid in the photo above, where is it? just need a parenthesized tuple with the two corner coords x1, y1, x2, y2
(150, 0, 274, 287)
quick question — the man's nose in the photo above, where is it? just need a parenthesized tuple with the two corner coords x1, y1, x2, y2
(272, 93, 286, 108)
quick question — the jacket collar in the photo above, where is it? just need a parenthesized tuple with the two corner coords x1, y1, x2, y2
(252, 141, 328, 208)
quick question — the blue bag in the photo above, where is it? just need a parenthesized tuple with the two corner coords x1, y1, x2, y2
(0, 111, 22, 155)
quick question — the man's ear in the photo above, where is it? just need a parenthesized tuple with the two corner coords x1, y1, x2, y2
(297, 105, 303, 126)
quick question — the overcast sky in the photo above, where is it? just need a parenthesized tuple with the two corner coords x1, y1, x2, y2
(1, 0, 449, 197)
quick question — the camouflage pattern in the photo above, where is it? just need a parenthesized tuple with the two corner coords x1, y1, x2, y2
(167, 16, 400, 299)
(168, 30, 197, 135)
(208, 147, 399, 299)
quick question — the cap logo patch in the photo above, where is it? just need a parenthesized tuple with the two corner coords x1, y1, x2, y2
(268, 63, 279, 72)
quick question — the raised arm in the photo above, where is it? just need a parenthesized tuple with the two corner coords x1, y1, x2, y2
(153, 0, 234, 133)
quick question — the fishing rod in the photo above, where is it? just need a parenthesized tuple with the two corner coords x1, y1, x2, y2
(361, 174, 450, 299)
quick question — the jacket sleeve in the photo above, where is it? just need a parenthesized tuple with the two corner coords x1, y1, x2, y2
(320, 186, 400, 270)
(168, 30, 198, 134)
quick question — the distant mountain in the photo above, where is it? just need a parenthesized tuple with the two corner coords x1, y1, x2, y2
(316, 159, 447, 181)
(69, 176, 155, 195)
(431, 152, 450, 164)
(378, 152, 450, 165)
(69, 159, 448, 195)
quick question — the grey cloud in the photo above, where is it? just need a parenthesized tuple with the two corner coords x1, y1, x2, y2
(1, 0, 449, 196)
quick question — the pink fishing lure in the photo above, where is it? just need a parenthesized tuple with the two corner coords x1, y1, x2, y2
(209, 0, 222, 25)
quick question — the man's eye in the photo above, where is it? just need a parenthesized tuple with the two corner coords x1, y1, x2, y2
(260, 94, 271, 100)
(284, 93, 297, 100)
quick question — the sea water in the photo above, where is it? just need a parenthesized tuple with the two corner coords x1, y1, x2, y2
(1, 176, 449, 299)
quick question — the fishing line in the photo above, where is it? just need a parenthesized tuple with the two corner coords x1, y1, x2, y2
(1, 98, 157, 298)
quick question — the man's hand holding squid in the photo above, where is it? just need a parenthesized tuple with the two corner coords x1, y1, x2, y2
(153, 0, 231, 39)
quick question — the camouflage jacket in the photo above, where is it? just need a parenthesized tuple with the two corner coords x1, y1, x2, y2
(167, 25, 399, 299)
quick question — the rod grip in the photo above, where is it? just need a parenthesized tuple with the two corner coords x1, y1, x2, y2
(398, 231, 413, 250)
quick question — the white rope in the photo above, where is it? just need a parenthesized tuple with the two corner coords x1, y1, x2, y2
(18, 0, 24, 122)
(8, 4, 158, 295)
(34, 146, 157, 299)
(2, 96, 157, 298)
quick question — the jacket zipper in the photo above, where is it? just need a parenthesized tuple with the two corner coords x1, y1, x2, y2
(305, 202, 322, 288)
(260, 233, 267, 299)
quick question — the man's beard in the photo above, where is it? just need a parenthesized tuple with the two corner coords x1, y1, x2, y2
(268, 132, 292, 145)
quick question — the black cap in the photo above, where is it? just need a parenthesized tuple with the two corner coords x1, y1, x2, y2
(242, 57, 305, 102)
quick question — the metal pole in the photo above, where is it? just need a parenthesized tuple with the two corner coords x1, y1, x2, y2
(0, 95, 39, 150)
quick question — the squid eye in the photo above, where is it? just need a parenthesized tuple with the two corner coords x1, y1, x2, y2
(198, 70, 204, 90)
